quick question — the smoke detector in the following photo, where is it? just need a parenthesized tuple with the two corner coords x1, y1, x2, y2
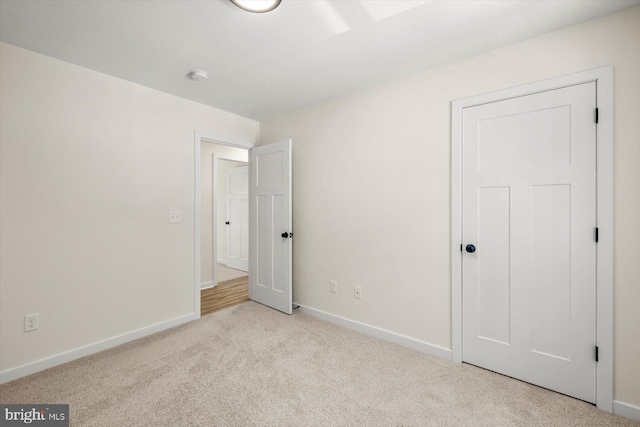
(190, 70, 209, 82)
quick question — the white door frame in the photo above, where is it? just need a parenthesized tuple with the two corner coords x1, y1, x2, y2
(194, 131, 254, 319)
(451, 66, 613, 412)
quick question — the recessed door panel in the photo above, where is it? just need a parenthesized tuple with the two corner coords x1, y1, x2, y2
(530, 184, 572, 360)
(477, 186, 511, 345)
(230, 169, 248, 195)
(229, 199, 242, 257)
(256, 194, 270, 289)
(241, 199, 249, 261)
(478, 105, 571, 171)
(257, 151, 283, 187)
(272, 194, 284, 293)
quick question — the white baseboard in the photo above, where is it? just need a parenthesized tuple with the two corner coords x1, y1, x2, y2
(295, 304, 452, 361)
(0, 313, 196, 385)
(614, 400, 640, 422)
(217, 259, 227, 265)
(201, 281, 215, 289)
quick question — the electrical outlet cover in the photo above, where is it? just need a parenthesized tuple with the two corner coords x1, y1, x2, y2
(169, 211, 182, 223)
(24, 313, 39, 332)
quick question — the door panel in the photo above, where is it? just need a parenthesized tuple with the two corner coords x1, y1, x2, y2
(530, 184, 572, 360)
(241, 198, 249, 262)
(462, 83, 596, 402)
(250, 140, 292, 314)
(256, 195, 271, 289)
(478, 105, 571, 171)
(477, 186, 511, 345)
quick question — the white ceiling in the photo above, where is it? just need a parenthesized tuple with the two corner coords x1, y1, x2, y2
(1, 0, 638, 120)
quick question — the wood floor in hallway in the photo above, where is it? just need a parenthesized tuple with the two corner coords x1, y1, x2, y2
(201, 276, 249, 316)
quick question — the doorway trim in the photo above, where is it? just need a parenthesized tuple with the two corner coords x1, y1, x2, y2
(194, 131, 254, 319)
(450, 66, 613, 412)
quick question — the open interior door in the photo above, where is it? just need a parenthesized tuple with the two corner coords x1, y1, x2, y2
(249, 139, 292, 314)
(225, 166, 249, 272)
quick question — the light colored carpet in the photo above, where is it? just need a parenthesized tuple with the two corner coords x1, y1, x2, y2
(0, 302, 636, 426)
(217, 263, 248, 283)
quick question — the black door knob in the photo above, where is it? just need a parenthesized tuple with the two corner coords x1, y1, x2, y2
(225, 221, 230, 225)
(465, 244, 476, 253)
(281, 232, 289, 238)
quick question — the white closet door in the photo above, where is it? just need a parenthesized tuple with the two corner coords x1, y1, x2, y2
(462, 83, 597, 402)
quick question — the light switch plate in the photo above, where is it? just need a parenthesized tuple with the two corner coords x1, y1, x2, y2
(330, 280, 337, 293)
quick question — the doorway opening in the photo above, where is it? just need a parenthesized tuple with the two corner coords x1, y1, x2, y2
(194, 131, 293, 319)
(199, 139, 249, 316)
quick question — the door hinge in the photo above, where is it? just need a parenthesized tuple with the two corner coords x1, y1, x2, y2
(595, 108, 599, 124)
(595, 346, 599, 362)
(595, 227, 599, 243)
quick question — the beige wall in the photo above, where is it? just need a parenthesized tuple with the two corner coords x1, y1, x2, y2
(0, 42, 259, 372)
(200, 146, 247, 284)
(260, 7, 640, 406)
